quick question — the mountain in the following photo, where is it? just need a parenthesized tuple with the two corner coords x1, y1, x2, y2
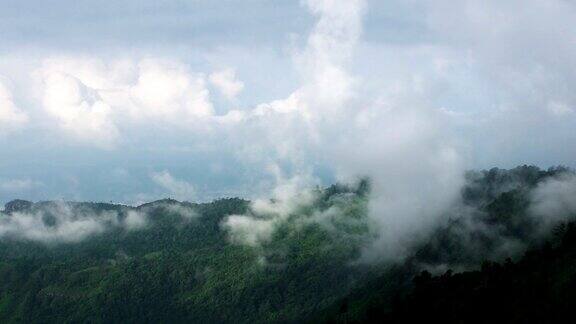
(318, 165, 576, 323)
(320, 218, 576, 323)
(0, 166, 574, 323)
(0, 183, 371, 323)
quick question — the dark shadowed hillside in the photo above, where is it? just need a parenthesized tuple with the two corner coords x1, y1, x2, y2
(318, 166, 576, 323)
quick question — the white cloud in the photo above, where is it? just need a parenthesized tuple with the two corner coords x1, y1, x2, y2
(0, 178, 42, 192)
(162, 203, 198, 220)
(124, 210, 148, 230)
(129, 59, 214, 120)
(150, 170, 196, 201)
(34, 57, 216, 147)
(547, 101, 574, 117)
(530, 173, 576, 228)
(0, 78, 28, 133)
(222, 164, 318, 246)
(41, 71, 119, 148)
(222, 215, 275, 246)
(219, 0, 466, 263)
(0, 202, 147, 243)
(209, 68, 244, 100)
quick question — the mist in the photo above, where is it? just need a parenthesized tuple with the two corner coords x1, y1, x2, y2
(0, 199, 199, 244)
(219, 0, 465, 263)
(3, 1, 576, 322)
(1, 0, 576, 264)
(0, 201, 142, 243)
(530, 173, 576, 231)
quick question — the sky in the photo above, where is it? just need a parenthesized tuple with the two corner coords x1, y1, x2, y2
(1, 0, 576, 206)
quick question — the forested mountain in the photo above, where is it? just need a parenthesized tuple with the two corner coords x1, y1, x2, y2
(319, 166, 576, 323)
(337, 225, 576, 323)
(1, 166, 575, 323)
(0, 183, 371, 323)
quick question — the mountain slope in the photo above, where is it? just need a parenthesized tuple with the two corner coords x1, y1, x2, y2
(0, 185, 371, 323)
(0, 166, 574, 323)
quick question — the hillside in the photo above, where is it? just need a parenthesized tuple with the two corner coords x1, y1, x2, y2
(0, 184, 371, 323)
(322, 221, 576, 323)
(0, 166, 574, 323)
(319, 166, 576, 323)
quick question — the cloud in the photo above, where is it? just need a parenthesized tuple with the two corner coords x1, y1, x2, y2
(0, 198, 204, 244)
(530, 173, 576, 229)
(222, 0, 464, 263)
(151, 171, 196, 201)
(0, 202, 147, 243)
(221, 166, 370, 250)
(129, 59, 214, 120)
(161, 203, 198, 220)
(0, 178, 42, 192)
(0, 78, 28, 134)
(222, 215, 275, 246)
(222, 165, 318, 246)
(124, 210, 148, 230)
(41, 71, 119, 148)
(417, 0, 576, 166)
(1, 0, 576, 262)
(34, 57, 217, 147)
(209, 68, 244, 100)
